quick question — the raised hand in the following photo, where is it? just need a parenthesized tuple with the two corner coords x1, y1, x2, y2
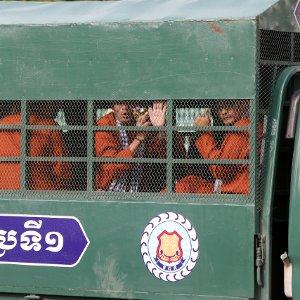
(148, 102, 167, 127)
(135, 112, 151, 142)
(136, 111, 151, 127)
(194, 110, 211, 126)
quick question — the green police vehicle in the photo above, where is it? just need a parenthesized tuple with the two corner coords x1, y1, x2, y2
(0, 0, 299, 299)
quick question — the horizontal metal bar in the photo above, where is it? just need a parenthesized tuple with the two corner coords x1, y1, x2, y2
(174, 159, 249, 164)
(1, 157, 166, 164)
(26, 157, 84, 162)
(173, 126, 249, 132)
(259, 60, 293, 66)
(0, 157, 166, 163)
(0, 125, 165, 132)
(0, 157, 88, 162)
(0, 99, 255, 103)
(0, 125, 249, 132)
(93, 157, 167, 163)
(0, 190, 252, 204)
(0, 157, 21, 161)
(27, 125, 87, 130)
(0, 125, 87, 130)
(93, 126, 166, 131)
(0, 157, 250, 164)
(94, 126, 244, 132)
(0, 125, 22, 130)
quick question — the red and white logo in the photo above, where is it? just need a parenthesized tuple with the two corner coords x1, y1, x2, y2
(156, 230, 183, 263)
(141, 212, 199, 282)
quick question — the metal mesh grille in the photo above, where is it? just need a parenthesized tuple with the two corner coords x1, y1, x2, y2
(294, 33, 300, 62)
(260, 30, 292, 61)
(0, 99, 255, 201)
(258, 64, 276, 109)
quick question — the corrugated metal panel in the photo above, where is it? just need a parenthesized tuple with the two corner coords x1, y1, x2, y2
(0, 0, 280, 25)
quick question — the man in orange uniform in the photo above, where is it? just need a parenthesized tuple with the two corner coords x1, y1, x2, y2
(28, 112, 72, 190)
(94, 101, 167, 192)
(0, 112, 21, 189)
(0, 104, 72, 190)
(175, 101, 250, 194)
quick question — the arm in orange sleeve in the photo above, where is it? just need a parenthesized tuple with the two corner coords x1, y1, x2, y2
(146, 132, 186, 159)
(146, 132, 166, 158)
(29, 129, 71, 190)
(195, 132, 249, 181)
(94, 130, 134, 182)
(29, 130, 49, 157)
(51, 131, 72, 181)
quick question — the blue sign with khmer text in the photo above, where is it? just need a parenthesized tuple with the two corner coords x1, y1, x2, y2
(0, 214, 90, 267)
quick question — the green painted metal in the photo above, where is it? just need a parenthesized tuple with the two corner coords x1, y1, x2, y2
(0, 1, 276, 299)
(0, 295, 28, 300)
(0, 190, 250, 205)
(166, 100, 173, 192)
(0, 295, 251, 300)
(87, 100, 94, 192)
(288, 89, 300, 298)
(20, 100, 26, 191)
(260, 66, 300, 300)
(0, 21, 256, 100)
(249, 98, 257, 205)
(0, 199, 255, 299)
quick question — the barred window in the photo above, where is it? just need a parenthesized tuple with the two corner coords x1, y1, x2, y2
(172, 99, 252, 195)
(0, 99, 254, 198)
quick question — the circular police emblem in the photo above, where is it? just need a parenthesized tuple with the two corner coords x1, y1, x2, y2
(140, 212, 199, 282)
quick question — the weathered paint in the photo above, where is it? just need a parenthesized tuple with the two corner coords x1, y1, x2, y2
(0, 21, 256, 100)
(1, 0, 294, 299)
(0, 199, 255, 299)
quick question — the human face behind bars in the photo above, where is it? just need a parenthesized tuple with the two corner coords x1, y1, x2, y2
(217, 101, 248, 126)
(112, 102, 134, 125)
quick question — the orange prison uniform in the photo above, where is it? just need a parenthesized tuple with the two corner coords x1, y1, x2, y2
(0, 114, 72, 190)
(0, 114, 21, 189)
(175, 118, 250, 194)
(94, 112, 166, 191)
(28, 115, 72, 190)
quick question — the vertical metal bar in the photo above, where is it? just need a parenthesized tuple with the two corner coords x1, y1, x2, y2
(254, 27, 262, 240)
(166, 99, 173, 193)
(87, 100, 94, 192)
(20, 100, 27, 191)
(249, 98, 256, 203)
(291, 32, 295, 63)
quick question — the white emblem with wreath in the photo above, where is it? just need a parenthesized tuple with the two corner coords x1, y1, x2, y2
(140, 212, 199, 282)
